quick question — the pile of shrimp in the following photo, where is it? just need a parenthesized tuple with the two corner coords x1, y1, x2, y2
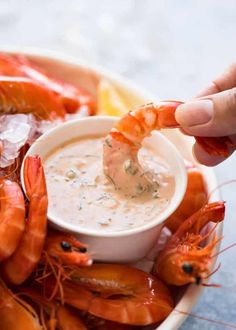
(0, 53, 229, 330)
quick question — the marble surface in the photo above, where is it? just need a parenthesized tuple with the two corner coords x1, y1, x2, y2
(1, 0, 236, 329)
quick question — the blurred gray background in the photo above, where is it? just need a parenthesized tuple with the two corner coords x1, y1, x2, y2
(1, 0, 235, 329)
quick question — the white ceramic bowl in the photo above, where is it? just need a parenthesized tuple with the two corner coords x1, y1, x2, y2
(21, 116, 187, 262)
(6, 47, 221, 330)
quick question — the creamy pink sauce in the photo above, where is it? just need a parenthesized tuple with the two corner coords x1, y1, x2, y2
(44, 136, 175, 232)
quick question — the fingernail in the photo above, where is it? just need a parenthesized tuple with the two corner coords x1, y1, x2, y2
(175, 100, 213, 127)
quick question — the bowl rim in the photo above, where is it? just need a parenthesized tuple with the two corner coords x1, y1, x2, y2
(4, 46, 222, 330)
(21, 115, 187, 238)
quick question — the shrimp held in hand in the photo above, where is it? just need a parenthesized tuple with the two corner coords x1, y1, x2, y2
(103, 101, 233, 196)
(44, 263, 174, 326)
(155, 202, 225, 286)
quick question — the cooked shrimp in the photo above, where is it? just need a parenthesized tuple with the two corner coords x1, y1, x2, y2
(103, 101, 233, 196)
(0, 52, 24, 76)
(18, 287, 87, 330)
(165, 162, 208, 233)
(57, 305, 88, 330)
(0, 280, 42, 330)
(82, 313, 137, 330)
(0, 178, 26, 261)
(44, 263, 174, 326)
(1, 155, 48, 285)
(0, 76, 65, 120)
(155, 202, 225, 286)
(0, 53, 96, 115)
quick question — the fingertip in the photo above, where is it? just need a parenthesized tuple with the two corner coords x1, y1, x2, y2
(193, 143, 226, 166)
(179, 127, 193, 136)
(175, 100, 213, 128)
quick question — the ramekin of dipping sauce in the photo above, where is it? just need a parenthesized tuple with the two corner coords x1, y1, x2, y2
(21, 116, 187, 262)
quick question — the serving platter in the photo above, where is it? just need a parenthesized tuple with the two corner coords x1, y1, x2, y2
(1, 47, 222, 330)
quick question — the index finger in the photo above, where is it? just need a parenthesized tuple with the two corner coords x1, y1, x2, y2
(196, 62, 236, 97)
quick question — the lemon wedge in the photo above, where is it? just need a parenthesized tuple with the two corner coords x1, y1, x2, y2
(97, 79, 129, 116)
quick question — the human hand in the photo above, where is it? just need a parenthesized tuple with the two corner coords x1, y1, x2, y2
(175, 63, 236, 166)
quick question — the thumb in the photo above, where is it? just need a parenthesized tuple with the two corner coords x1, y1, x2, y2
(175, 87, 236, 136)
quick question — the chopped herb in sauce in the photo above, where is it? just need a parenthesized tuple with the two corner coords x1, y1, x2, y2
(123, 159, 138, 176)
(78, 202, 83, 210)
(106, 174, 117, 188)
(136, 183, 145, 195)
(135, 182, 153, 196)
(96, 193, 110, 201)
(85, 154, 99, 158)
(78, 178, 97, 188)
(140, 170, 150, 177)
(98, 218, 112, 226)
(152, 191, 160, 199)
(104, 138, 112, 148)
(65, 169, 77, 180)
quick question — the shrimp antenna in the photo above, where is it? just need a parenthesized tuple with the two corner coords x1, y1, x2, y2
(207, 179, 236, 200)
(200, 262, 222, 287)
(211, 242, 236, 258)
(175, 309, 236, 329)
(204, 262, 221, 279)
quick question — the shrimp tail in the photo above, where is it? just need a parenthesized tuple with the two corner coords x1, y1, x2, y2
(195, 136, 234, 157)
